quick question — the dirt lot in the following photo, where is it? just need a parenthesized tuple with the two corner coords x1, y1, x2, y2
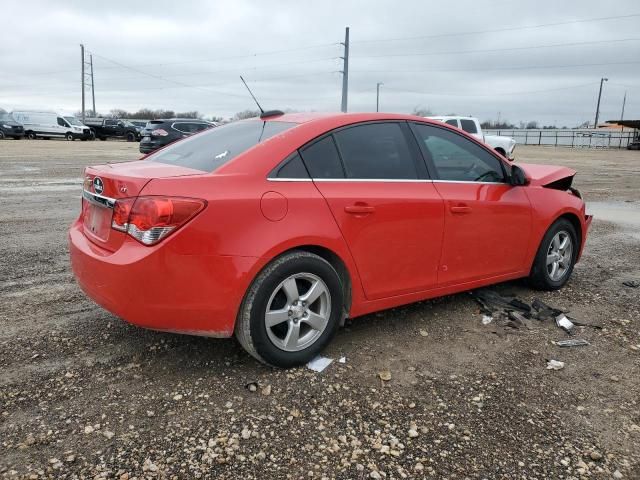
(1, 140, 639, 479)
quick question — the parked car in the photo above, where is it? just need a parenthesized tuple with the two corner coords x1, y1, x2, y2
(64, 116, 94, 139)
(11, 110, 91, 140)
(83, 118, 140, 142)
(139, 119, 216, 154)
(428, 116, 517, 159)
(70, 112, 591, 367)
(0, 110, 24, 139)
(127, 120, 148, 137)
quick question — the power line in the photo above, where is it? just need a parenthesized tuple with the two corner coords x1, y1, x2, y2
(350, 60, 640, 75)
(352, 37, 640, 59)
(382, 82, 599, 98)
(351, 12, 640, 44)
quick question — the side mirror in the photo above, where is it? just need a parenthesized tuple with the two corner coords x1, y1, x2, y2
(509, 164, 528, 186)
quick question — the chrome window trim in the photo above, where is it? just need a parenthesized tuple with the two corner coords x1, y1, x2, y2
(432, 179, 506, 185)
(82, 189, 116, 209)
(267, 178, 313, 182)
(267, 178, 507, 185)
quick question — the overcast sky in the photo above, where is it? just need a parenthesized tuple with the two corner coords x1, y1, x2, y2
(1, 0, 639, 126)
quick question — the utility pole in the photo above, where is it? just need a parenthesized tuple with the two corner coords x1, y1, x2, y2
(620, 91, 627, 132)
(593, 77, 608, 128)
(90, 54, 96, 115)
(376, 82, 383, 112)
(80, 44, 85, 122)
(340, 27, 350, 113)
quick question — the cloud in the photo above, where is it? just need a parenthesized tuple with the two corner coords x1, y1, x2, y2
(1, 0, 638, 126)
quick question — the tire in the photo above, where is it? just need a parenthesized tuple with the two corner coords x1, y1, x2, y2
(65, 133, 74, 141)
(27, 132, 36, 140)
(0, 131, 4, 140)
(235, 251, 344, 368)
(126, 132, 135, 142)
(529, 218, 578, 290)
(89, 129, 96, 140)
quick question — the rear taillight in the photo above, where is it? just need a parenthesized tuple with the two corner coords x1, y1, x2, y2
(151, 129, 168, 136)
(111, 196, 206, 245)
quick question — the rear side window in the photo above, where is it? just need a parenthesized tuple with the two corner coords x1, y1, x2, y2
(445, 119, 458, 127)
(172, 122, 193, 133)
(271, 153, 309, 179)
(460, 119, 478, 134)
(300, 136, 345, 179)
(149, 120, 297, 172)
(333, 123, 418, 179)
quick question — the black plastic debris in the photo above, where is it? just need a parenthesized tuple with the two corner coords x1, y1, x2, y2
(622, 280, 640, 288)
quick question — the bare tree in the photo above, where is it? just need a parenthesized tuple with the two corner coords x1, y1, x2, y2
(411, 106, 432, 117)
(233, 109, 260, 121)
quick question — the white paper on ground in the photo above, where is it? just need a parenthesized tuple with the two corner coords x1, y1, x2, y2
(482, 315, 493, 325)
(307, 356, 334, 372)
(338, 356, 346, 363)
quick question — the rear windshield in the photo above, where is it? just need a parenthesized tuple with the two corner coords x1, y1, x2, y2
(148, 120, 297, 172)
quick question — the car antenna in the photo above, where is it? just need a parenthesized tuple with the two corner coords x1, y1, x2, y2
(240, 76, 264, 115)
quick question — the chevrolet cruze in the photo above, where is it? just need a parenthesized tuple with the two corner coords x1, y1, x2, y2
(69, 111, 591, 367)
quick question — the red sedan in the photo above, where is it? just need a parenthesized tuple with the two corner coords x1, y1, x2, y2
(69, 112, 591, 367)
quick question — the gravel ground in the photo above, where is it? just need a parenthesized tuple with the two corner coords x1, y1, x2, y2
(1, 140, 639, 479)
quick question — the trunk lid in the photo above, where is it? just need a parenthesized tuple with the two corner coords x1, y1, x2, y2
(82, 160, 206, 251)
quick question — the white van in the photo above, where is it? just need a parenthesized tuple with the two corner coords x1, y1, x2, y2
(10, 110, 91, 141)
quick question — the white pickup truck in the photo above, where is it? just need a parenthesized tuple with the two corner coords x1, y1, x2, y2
(427, 116, 516, 160)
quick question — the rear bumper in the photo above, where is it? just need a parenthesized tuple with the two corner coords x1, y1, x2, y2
(68, 218, 256, 337)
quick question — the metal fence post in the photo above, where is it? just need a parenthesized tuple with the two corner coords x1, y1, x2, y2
(539, 131, 542, 145)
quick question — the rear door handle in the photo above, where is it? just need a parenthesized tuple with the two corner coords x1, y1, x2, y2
(344, 204, 375, 214)
(450, 204, 472, 214)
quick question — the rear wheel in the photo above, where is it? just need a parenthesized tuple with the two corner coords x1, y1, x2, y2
(27, 131, 36, 140)
(126, 132, 135, 142)
(235, 251, 344, 368)
(0, 131, 4, 139)
(529, 218, 578, 290)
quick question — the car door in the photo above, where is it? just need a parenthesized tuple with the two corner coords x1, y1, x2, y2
(56, 117, 68, 137)
(299, 122, 445, 300)
(410, 122, 531, 286)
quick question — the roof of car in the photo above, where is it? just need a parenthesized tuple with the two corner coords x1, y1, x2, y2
(262, 111, 444, 126)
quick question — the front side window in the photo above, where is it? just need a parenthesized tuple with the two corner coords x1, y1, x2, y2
(57, 117, 67, 127)
(149, 120, 297, 172)
(460, 119, 478, 134)
(333, 123, 418, 179)
(412, 123, 505, 182)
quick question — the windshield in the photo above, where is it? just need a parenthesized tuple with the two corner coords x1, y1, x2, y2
(64, 116, 84, 126)
(0, 112, 16, 122)
(149, 120, 297, 172)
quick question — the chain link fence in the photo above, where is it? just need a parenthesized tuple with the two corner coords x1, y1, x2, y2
(485, 129, 637, 149)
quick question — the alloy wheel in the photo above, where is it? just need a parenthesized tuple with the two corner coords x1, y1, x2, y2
(546, 231, 573, 281)
(264, 272, 331, 352)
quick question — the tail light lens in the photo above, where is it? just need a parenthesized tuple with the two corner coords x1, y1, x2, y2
(151, 129, 168, 137)
(111, 196, 206, 245)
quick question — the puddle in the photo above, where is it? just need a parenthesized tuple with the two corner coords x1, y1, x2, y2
(587, 201, 640, 239)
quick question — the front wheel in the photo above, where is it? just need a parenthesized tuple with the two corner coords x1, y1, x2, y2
(529, 218, 578, 290)
(65, 133, 74, 141)
(235, 251, 344, 368)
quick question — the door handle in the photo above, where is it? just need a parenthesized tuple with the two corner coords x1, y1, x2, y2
(450, 204, 472, 214)
(344, 204, 375, 214)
